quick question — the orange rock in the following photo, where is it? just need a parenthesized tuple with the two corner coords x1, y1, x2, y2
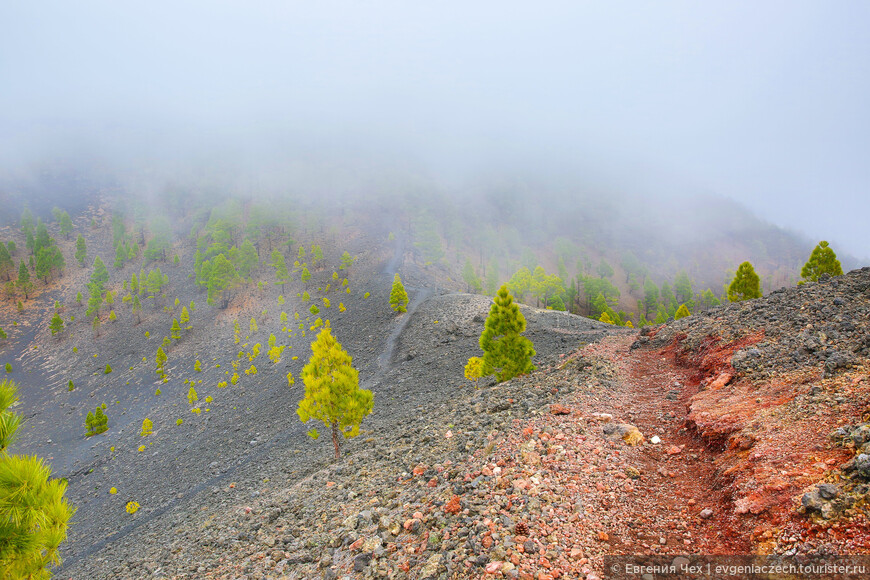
(598, 531, 609, 541)
(710, 372, 733, 389)
(551, 404, 572, 415)
(444, 495, 461, 514)
(482, 535, 493, 549)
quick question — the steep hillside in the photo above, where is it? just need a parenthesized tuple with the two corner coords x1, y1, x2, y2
(51, 266, 865, 580)
(2, 197, 867, 580)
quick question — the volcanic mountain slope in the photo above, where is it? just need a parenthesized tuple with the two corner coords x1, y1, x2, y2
(0, 203, 626, 579)
(59, 267, 870, 580)
(2, 201, 869, 580)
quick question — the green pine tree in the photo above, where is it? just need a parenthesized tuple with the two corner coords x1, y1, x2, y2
(155, 347, 167, 374)
(389, 273, 409, 313)
(49, 313, 64, 336)
(170, 319, 181, 341)
(1, 381, 76, 577)
(674, 303, 691, 320)
(132, 294, 142, 324)
(0, 242, 13, 281)
(800, 241, 844, 283)
(297, 326, 373, 458)
(17, 260, 32, 300)
(114, 242, 126, 269)
(478, 285, 536, 382)
(727, 262, 762, 302)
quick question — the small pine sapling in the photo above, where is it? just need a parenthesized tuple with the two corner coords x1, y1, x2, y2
(390, 274, 409, 312)
(155, 347, 167, 374)
(464, 357, 484, 387)
(140, 418, 153, 436)
(49, 313, 65, 336)
(187, 387, 198, 406)
(85, 411, 96, 436)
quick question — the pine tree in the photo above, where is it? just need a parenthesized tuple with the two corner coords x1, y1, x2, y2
(171, 319, 181, 341)
(108, 310, 117, 323)
(801, 241, 843, 283)
(297, 326, 373, 458)
(340, 251, 354, 270)
(155, 347, 167, 374)
(114, 242, 126, 269)
(478, 285, 536, 382)
(187, 386, 198, 406)
(94, 407, 108, 433)
(0, 328, 6, 340)
(205, 254, 239, 307)
(140, 418, 153, 436)
(58, 210, 73, 238)
(49, 313, 64, 336)
(300, 266, 311, 282)
(91, 256, 109, 287)
(727, 262, 762, 302)
(270, 249, 289, 289)
(390, 273, 409, 313)
(17, 260, 32, 299)
(464, 357, 484, 386)
(674, 303, 691, 320)
(180, 306, 190, 326)
(0, 242, 12, 281)
(85, 411, 96, 436)
(599, 311, 614, 324)
(132, 295, 142, 324)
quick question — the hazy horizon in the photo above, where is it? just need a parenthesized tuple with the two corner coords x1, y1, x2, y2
(1, 1, 868, 259)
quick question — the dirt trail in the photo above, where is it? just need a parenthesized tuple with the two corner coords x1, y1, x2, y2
(591, 334, 754, 555)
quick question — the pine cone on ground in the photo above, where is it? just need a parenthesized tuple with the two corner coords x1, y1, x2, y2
(515, 521, 529, 536)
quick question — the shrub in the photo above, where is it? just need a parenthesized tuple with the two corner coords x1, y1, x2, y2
(126, 501, 139, 514)
(194, 360, 202, 372)
(4, 363, 9, 373)
(176, 418, 183, 426)
(140, 418, 153, 436)
(104, 364, 112, 374)
(68, 380, 74, 391)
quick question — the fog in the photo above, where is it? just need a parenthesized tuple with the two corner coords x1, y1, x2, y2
(1, 1, 868, 258)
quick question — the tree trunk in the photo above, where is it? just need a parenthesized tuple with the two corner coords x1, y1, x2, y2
(332, 422, 340, 459)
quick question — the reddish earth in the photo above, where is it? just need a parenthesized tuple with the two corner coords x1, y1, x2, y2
(461, 332, 869, 579)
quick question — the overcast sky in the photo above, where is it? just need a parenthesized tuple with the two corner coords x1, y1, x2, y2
(1, 1, 868, 259)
